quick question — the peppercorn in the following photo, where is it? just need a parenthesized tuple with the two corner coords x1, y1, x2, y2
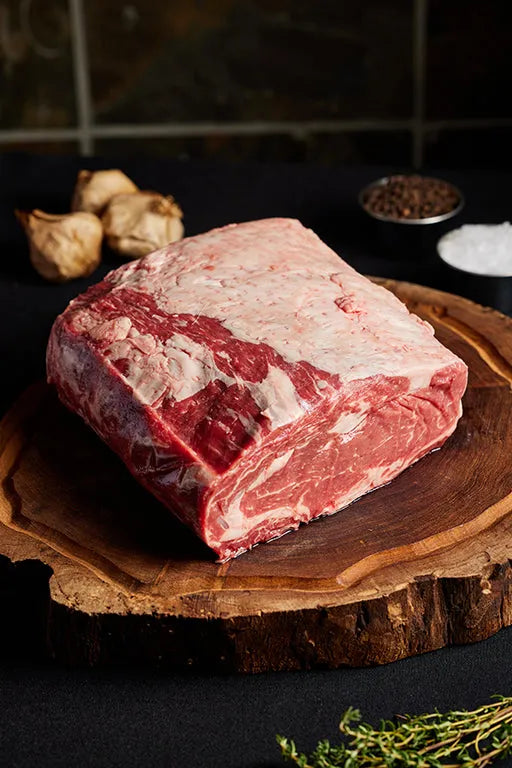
(363, 175, 460, 221)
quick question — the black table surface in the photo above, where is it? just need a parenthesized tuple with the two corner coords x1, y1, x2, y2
(0, 154, 511, 768)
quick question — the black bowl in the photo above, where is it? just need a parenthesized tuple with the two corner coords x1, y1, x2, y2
(359, 175, 465, 262)
(437, 230, 512, 314)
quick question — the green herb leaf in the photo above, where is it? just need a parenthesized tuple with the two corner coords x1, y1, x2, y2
(278, 696, 512, 767)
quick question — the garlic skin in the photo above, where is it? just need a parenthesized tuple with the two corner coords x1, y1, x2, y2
(102, 192, 184, 259)
(16, 209, 103, 282)
(72, 169, 138, 215)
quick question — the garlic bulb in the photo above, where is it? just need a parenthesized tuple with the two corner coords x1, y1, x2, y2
(72, 169, 138, 215)
(102, 192, 184, 259)
(16, 209, 103, 282)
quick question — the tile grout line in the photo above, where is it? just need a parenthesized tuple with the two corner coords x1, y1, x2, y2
(69, 0, 93, 155)
(426, 118, 512, 130)
(93, 119, 415, 137)
(1, 119, 512, 145)
(412, 0, 427, 168)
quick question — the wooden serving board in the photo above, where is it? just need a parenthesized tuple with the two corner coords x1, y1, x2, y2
(1, 279, 512, 672)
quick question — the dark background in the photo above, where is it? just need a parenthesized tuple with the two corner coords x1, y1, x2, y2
(1, 0, 512, 168)
(2, 632, 512, 768)
(1, 154, 512, 768)
(2, 1, 512, 766)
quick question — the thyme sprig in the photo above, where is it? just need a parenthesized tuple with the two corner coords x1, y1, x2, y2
(277, 696, 512, 767)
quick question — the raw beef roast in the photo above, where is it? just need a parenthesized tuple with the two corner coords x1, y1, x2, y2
(47, 218, 468, 560)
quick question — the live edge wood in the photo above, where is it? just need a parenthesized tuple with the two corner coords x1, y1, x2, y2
(1, 279, 512, 673)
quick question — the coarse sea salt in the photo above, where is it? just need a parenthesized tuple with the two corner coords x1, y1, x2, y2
(438, 222, 512, 277)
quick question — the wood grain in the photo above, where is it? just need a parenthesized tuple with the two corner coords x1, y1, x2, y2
(1, 279, 512, 672)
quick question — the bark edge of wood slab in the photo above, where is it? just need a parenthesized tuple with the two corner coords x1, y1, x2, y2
(1, 278, 512, 672)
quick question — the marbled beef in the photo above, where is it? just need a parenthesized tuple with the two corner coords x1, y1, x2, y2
(47, 219, 468, 560)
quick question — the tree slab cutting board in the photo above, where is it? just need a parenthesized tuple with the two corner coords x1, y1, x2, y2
(1, 279, 512, 673)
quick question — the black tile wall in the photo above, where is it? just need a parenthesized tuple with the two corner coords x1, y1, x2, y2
(0, 0, 76, 129)
(0, 0, 511, 167)
(426, 0, 512, 119)
(0, 141, 78, 155)
(85, 0, 413, 124)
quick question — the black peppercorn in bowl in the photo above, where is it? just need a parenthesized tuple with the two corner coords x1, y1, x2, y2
(358, 174, 465, 261)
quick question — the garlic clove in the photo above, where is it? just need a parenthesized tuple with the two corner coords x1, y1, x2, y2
(102, 191, 184, 259)
(16, 209, 103, 282)
(72, 169, 138, 215)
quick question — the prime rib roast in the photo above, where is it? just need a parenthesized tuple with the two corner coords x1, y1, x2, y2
(47, 218, 468, 560)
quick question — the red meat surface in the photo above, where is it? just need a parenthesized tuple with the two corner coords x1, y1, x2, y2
(47, 219, 468, 560)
